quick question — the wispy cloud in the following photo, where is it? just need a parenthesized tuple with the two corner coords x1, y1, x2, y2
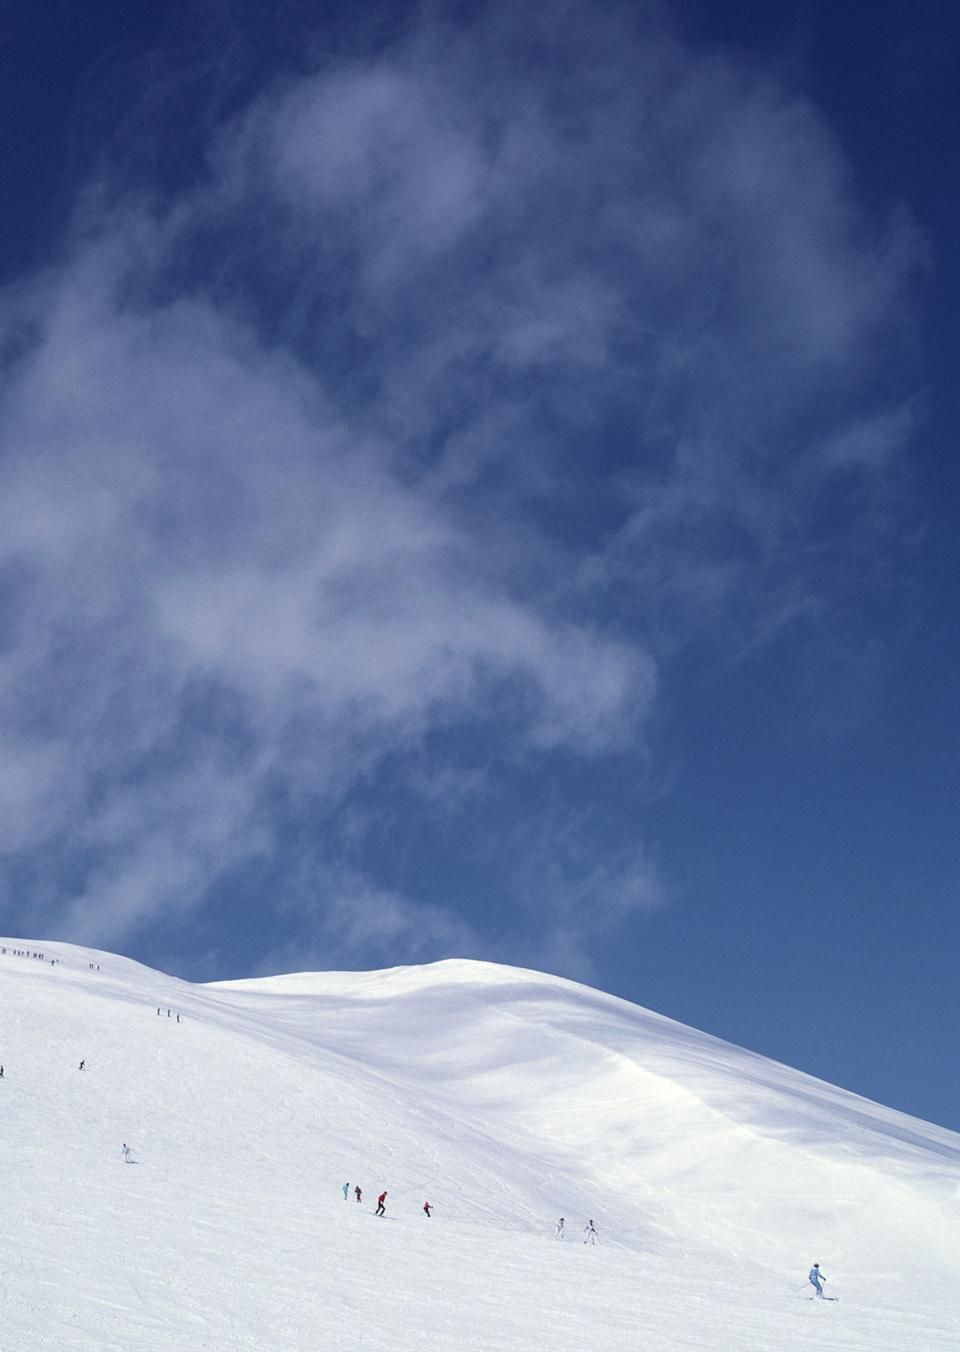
(0, 2, 922, 974)
(255, 860, 480, 978)
(503, 807, 666, 982)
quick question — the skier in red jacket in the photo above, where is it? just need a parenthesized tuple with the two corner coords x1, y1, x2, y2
(375, 1191, 387, 1216)
(423, 1202, 432, 1217)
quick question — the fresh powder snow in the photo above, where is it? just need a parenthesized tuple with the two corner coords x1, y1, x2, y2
(1, 939, 958, 1351)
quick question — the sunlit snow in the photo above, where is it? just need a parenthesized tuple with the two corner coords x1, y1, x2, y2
(2, 940, 957, 1350)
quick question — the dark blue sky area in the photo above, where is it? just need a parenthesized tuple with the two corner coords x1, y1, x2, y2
(1, 2, 957, 1132)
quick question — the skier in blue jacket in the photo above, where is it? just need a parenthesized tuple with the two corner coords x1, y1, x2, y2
(809, 1263, 825, 1297)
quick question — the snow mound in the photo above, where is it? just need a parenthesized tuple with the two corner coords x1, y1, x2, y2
(2, 939, 957, 1352)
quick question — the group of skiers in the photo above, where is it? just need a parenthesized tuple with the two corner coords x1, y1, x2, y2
(338, 1189, 603, 1241)
(342, 1184, 432, 1218)
(554, 1218, 599, 1244)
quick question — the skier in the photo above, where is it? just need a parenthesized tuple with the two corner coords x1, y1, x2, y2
(583, 1219, 599, 1245)
(355, 1185, 362, 1203)
(0, 1065, 4, 1078)
(343, 1182, 350, 1201)
(121, 1143, 132, 1162)
(554, 1217, 565, 1239)
(79, 1060, 85, 1071)
(375, 1191, 387, 1216)
(809, 1263, 826, 1298)
(423, 1202, 432, 1218)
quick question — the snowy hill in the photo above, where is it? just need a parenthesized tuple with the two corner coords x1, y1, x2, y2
(1, 940, 958, 1351)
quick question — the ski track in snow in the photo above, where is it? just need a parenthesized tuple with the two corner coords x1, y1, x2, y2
(1, 939, 958, 1351)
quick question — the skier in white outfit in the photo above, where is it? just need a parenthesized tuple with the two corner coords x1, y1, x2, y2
(583, 1219, 599, 1244)
(121, 1143, 132, 1162)
(554, 1217, 565, 1239)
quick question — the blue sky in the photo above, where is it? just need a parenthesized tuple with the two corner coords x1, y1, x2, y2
(1, 1, 957, 1131)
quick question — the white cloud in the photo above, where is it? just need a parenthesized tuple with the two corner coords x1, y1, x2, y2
(0, 215, 652, 951)
(503, 809, 666, 982)
(0, 2, 921, 965)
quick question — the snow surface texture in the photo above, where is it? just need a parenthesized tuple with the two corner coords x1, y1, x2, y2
(1, 940, 958, 1351)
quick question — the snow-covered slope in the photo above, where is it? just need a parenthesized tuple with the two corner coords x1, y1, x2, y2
(1, 940, 957, 1351)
